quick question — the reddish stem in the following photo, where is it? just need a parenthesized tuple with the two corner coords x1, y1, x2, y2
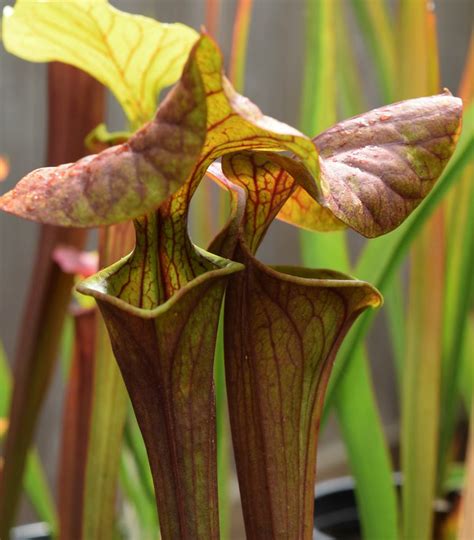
(0, 63, 104, 536)
(58, 308, 97, 540)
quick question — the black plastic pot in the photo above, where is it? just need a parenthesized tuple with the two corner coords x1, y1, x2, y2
(313, 476, 362, 540)
(10, 475, 459, 540)
(313, 474, 460, 540)
(9, 523, 51, 540)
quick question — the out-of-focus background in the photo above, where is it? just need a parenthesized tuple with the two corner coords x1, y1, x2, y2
(0, 0, 472, 532)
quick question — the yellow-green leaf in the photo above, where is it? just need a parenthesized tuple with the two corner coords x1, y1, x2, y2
(2, 0, 198, 125)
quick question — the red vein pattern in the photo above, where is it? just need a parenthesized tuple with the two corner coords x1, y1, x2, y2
(282, 92, 462, 237)
(210, 155, 381, 538)
(92, 270, 235, 539)
(0, 42, 207, 226)
(71, 35, 326, 538)
(1, 26, 463, 539)
(78, 199, 243, 538)
(225, 244, 380, 538)
(0, 35, 321, 231)
(77, 178, 242, 540)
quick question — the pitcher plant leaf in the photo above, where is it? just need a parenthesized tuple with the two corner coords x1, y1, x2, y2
(280, 92, 462, 237)
(0, 35, 320, 229)
(208, 156, 382, 538)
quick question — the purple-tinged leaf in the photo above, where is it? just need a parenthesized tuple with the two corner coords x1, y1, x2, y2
(280, 92, 462, 237)
(0, 40, 207, 227)
(0, 34, 319, 229)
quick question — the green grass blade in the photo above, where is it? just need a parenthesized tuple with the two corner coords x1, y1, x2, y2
(301, 231, 349, 271)
(229, 0, 253, 93)
(215, 310, 230, 539)
(459, 314, 474, 413)
(0, 342, 11, 415)
(124, 412, 155, 502)
(59, 314, 74, 378)
(383, 276, 405, 385)
(82, 318, 128, 540)
(23, 450, 58, 532)
(0, 343, 57, 532)
(299, 3, 399, 537)
(349, 0, 395, 103)
(119, 445, 158, 539)
(335, 345, 398, 540)
(299, 0, 335, 137)
(438, 159, 474, 486)
(336, 3, 367, 118)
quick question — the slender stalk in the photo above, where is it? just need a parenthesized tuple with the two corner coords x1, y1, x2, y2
(349, 0, 396, 102)
(205, 0, 220, 38)
(229, 0, 254, 93)
(438, 34, 474, 488)
(0, 343, 56, 530)
(398, 4, 443, 539)
(383, 276, 406, 385)
(82, 223, 134, 540)
(299, 0, 335, 136)
(58, 308, 96, 539)
(0, 63, 104, 537)
(299, 2, 398, 538)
